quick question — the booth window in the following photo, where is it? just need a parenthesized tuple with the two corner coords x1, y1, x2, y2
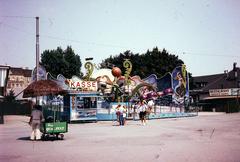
(76, 97, 97, 109)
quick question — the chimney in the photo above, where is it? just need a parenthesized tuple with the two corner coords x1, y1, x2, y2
(224, 70, 229, 79)
(233, 62, 237, 71)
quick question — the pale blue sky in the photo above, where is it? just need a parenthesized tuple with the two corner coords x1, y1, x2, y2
(0, 0, 239, 76)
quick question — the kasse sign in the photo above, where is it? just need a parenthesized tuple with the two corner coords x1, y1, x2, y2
(65, 79, 98, 91)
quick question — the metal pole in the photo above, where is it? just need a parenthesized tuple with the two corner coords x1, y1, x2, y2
(36, 17, 39, 81)
(36, 17, 40, 104)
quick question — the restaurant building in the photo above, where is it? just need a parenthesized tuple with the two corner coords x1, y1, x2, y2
(6, 67, 32, 99)
(191, 63, 240, 112)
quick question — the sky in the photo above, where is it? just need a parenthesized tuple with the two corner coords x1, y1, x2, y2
(0, 0, 239, 77)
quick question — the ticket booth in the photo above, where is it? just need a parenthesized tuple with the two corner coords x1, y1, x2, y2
(64, 91, 100, 122)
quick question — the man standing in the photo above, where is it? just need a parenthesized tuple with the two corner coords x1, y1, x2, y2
(29, 105, 44, 140)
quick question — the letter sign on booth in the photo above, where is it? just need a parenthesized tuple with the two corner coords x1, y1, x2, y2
(67, 79, 98, 91)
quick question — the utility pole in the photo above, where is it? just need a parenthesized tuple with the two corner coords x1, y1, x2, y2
(36, 17, 39, 82)
(36, 17, 39, 104)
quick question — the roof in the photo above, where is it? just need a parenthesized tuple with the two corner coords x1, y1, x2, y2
(193, 73, 224, 83)
(0, 65, 10, 69)
(193, 68, 240, 93)
(9, 67, 32, 77)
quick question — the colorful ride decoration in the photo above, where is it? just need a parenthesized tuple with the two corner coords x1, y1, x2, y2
(172, 65, 189, 104)
(45, 58, 188, 107)
(123, 59, 132, 85)
(84, 60, 94, 81)
(111, 67, 122, 78)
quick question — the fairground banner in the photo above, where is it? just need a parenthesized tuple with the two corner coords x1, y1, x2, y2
(156, 72, 172, 96)
(172, 65, 189, 104)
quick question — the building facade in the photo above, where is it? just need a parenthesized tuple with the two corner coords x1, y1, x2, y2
(0, 65, 10, 98)
(7, 67, 32, 99)
(191, 63, 240, 112)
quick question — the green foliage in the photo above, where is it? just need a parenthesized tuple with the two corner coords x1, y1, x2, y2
(41, 46, 83, 78)
(100, 47, 184, 78)
(4, 90, 17, 103)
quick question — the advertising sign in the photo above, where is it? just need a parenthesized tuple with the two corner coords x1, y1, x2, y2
(209, 89, 231, 96)
(44, 122, 67, 133)
(209, 88, 240, 96)
(31, 65, 47, 81)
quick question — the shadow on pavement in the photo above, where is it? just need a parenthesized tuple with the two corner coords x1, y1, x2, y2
(17, 136, 31, 141)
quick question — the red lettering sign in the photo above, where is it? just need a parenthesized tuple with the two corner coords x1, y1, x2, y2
(81, 81, 86, 87)
(76, 82, 80, 87)
(67, 80, 97, 90)
(87, 81, 91, 87)
(71, 82, 75, 87)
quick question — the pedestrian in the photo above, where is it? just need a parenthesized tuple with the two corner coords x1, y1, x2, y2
(147, 100, 154, 112)
(115, 104, 121, 125)
(133, 101, 139, 120)
(123, 105, 127, 125)
(138, 100, 147, 125)
(116, 104, 125, 126)
(29, 105, 44, 140)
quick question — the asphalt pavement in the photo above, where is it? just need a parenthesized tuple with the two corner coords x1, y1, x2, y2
(0, 112, 240, 162)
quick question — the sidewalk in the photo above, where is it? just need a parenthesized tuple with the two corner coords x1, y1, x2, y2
(197, 111, 226, 116)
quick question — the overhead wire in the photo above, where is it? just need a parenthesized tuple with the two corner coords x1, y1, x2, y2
(0, 15, 239, 57)
(0, 21, 128, 48)
(0, 15, 35, 19)
(40, 34, 128, 48)
(182, 52, 239, 58)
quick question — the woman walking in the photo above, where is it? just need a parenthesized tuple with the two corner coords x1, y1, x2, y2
(138, 100, 147, 125)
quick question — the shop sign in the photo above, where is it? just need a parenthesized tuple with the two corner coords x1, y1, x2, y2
(44, 122, 67, 133)
(65, 79, 98, 91)
(230, 88, 240, 96)
(209, 88, 239, 96)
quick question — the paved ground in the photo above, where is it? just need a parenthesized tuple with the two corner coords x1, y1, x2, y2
(0, 112, 240, 162)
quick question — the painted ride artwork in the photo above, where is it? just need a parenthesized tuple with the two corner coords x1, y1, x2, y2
(23, 59, 195, 123)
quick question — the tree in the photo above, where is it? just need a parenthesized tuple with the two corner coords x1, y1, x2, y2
(100, 47, 184, 78)
(4, 90, 16, 103)
(41, 46, 83, 78)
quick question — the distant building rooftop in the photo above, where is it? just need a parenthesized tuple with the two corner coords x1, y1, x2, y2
(192, 63, 240, 93)
(9, 67, 32, 77)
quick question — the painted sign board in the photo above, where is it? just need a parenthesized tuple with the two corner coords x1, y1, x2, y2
(209, 88, 240, 96)
(65, 79, 98, 91)
(43, 122, 67, 133)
